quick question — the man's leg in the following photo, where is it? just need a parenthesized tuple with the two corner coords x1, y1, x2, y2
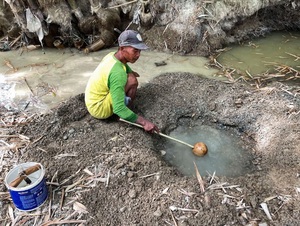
(125, 72, 138, 102)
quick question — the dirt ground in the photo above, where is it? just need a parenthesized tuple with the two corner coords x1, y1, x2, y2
(1, 1, 299, 225)
(1, 72, 299, 225)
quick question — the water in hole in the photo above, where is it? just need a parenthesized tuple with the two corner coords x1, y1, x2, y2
(163, 124, 254, 177)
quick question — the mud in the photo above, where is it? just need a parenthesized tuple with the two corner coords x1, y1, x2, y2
(2, 73, 299, 225)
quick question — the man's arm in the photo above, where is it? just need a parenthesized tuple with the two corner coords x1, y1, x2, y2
(109, 72, 138, 122)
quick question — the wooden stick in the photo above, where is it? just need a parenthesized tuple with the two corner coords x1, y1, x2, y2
(193, 162, 205, 193)
(9, 34, 21, 48)
(9, 164, 41, 187)
(107, 0, 138, 9)
(41, 219, 86, 226)
(24, 78, 35, 95)
(169, 210, 178, 226)
(119, 118, 194, 148)
(59, 189, 65, 210)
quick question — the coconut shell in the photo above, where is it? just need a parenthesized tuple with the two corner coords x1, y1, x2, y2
(192, 142, 208, 156)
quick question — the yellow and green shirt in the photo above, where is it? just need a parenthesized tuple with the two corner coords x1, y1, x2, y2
(85, 52, 138, 122)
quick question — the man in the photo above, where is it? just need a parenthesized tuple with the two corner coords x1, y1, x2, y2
(85, 30, 159, 133)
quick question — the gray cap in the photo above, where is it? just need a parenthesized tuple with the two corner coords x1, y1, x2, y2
(118, 30, 149, 50)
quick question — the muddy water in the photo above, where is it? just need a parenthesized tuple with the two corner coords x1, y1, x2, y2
(0, 47, 217, 112)
(217, 31, 300, 76)
(163, 124, 254, 177)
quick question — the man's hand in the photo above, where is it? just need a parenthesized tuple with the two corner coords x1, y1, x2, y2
(136, 116, 159, 133)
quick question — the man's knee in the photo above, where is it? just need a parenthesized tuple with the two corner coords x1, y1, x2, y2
(125, 73, 138, 98)
(127, 73, 138, 87)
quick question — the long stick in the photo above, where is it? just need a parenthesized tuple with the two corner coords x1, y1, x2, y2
(119, 118, 194, 148)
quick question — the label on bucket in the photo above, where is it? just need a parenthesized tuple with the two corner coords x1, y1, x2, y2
(9, 178, 48, 211)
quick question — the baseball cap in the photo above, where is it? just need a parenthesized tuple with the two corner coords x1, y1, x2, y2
(118, 30, 149, 50)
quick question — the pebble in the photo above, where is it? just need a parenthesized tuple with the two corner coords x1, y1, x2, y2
(128, 189, 136, 198)
(258, 223, 268, 226)
(119, 206, 127, 212)
(127, 171, 134, 178)
(153, 207, 162, 217)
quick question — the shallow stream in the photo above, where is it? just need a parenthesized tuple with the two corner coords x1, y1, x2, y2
(0, 47, 217, 112)
(217, 31, 300, 76)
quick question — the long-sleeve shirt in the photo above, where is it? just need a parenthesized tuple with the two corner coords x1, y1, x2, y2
(85, 52, 138, 122)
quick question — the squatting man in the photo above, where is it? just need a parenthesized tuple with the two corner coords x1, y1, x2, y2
(85, 30, 159, 133)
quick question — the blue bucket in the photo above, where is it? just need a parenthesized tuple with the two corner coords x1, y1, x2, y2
(5, 162, 48, 211)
